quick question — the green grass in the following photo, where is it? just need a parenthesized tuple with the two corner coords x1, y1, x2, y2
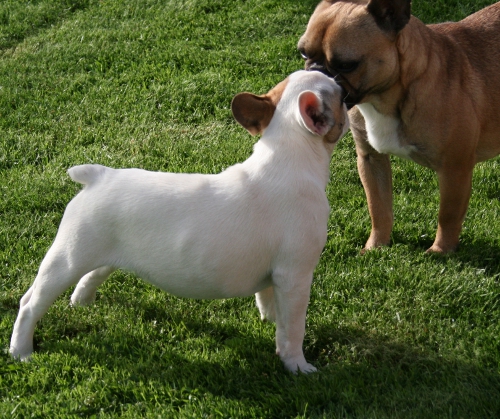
(1, 0, 499, 417)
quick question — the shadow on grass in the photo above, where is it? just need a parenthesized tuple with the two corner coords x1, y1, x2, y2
(0, 0, 92, 52)
(452, 238, 500, 272)
(307, 323, 500, 417)
(27, 295, 500, 418)
(390, 230, 500, 272)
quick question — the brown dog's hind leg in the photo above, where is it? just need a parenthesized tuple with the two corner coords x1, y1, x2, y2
(350, 108, 394, 252)
(429, 163, 474, 253)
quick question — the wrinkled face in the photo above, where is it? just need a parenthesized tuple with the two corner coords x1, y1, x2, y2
(298, 0, 401, 108)
(322, 82, 350, 147)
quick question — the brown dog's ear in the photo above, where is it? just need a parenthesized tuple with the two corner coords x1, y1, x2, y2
(366, 0, 411, 33)
(231, 93, 276, 136)
(298, 90, 335, 136)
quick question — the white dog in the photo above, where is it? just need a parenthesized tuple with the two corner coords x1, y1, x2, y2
(10, 70, 348, 373)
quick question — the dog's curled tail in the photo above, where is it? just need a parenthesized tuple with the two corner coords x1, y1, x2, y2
(68, 164, 109, 186)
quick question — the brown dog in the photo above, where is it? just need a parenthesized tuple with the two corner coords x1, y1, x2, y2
(298, 0, 500, 253)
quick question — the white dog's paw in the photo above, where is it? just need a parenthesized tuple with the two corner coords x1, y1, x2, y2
(259, 309, 276, 323)
(297, 362, 317, 374)
(255, 288, 276, 323)
(70, 289, 96, 306)
(9, 346, 32, 362)
(283, 356, 317, 374)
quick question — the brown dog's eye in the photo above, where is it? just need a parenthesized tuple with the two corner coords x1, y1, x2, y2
(334, 60, 359, 74)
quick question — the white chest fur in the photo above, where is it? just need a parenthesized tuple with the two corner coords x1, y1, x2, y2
(357, 103, 412, 159)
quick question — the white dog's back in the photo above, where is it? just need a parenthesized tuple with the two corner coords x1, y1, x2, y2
(62, 154, 325, 299)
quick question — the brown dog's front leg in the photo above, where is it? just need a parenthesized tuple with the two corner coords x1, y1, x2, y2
(429, 164, 474, 253)
(350, 108, 393, 251)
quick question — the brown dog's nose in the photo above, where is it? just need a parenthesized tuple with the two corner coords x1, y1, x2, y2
(306, 62, 333, 78)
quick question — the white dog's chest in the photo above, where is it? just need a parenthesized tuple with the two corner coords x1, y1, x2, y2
(357, 103, 414, 159)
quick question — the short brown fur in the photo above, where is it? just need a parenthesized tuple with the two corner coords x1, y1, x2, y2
(299, 0, 500, 253)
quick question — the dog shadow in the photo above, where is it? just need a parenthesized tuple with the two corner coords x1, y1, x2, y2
(391, 230, 500, 272)
(26, 291, 500, 417)
(452, 238, 500, 273)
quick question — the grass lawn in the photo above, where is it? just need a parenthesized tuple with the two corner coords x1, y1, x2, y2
(1, 0, 499, 417)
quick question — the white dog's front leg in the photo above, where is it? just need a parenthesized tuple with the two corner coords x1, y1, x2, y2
(273, 271, 316, 374)
(255, 286, 276, 322)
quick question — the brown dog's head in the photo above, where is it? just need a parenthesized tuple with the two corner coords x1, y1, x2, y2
(298, 0, 411, 108)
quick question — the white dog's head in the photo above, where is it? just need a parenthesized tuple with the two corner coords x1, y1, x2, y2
(231, 70, 349, 152)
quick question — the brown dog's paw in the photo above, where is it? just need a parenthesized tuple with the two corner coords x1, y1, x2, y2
(425, 243, 458, 254)
(361, 235, 390, 254)
(360, 246, 378, 255)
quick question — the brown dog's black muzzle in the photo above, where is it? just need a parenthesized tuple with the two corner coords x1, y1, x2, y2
(306, 62, 332, 77)
(341, 92, 358, 110)
(305, 64, 356, 109)
(305, 61, 359, 109)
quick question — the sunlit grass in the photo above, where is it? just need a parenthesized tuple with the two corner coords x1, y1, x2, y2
(1, 0, 499, 417)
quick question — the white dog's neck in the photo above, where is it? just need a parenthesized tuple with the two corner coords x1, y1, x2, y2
(248, 113, 332, 189)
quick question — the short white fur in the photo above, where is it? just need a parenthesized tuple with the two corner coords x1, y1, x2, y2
(357, 102, 413, 159)
(10, 70, 347, 374)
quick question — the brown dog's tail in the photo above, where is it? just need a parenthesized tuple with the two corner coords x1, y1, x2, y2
(68, 164, 109, 186)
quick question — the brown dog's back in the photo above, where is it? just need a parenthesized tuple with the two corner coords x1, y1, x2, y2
(298, 0, 500, 252)
(428, 2, 500, 161)
(431, 3, 500, 78)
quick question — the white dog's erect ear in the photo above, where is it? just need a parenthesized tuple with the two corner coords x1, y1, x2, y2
(298, 90, 334, 136)
(231, 93, 276, 136)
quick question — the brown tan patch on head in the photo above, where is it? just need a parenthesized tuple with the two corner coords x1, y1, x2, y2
(324, 88, 348, 145)
(231, 78, 289, 135)
(298, 1, 366, 64)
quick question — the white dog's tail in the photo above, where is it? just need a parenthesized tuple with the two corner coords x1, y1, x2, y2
(68, 164, 108, 186)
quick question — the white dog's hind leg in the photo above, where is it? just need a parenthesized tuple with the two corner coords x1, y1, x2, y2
(255, 286, 276, 322)
(272, 270, 317, 374)
(19, 285, 34, 307)
(10, 251, 90, 361)
(71, 266, 116, 306)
